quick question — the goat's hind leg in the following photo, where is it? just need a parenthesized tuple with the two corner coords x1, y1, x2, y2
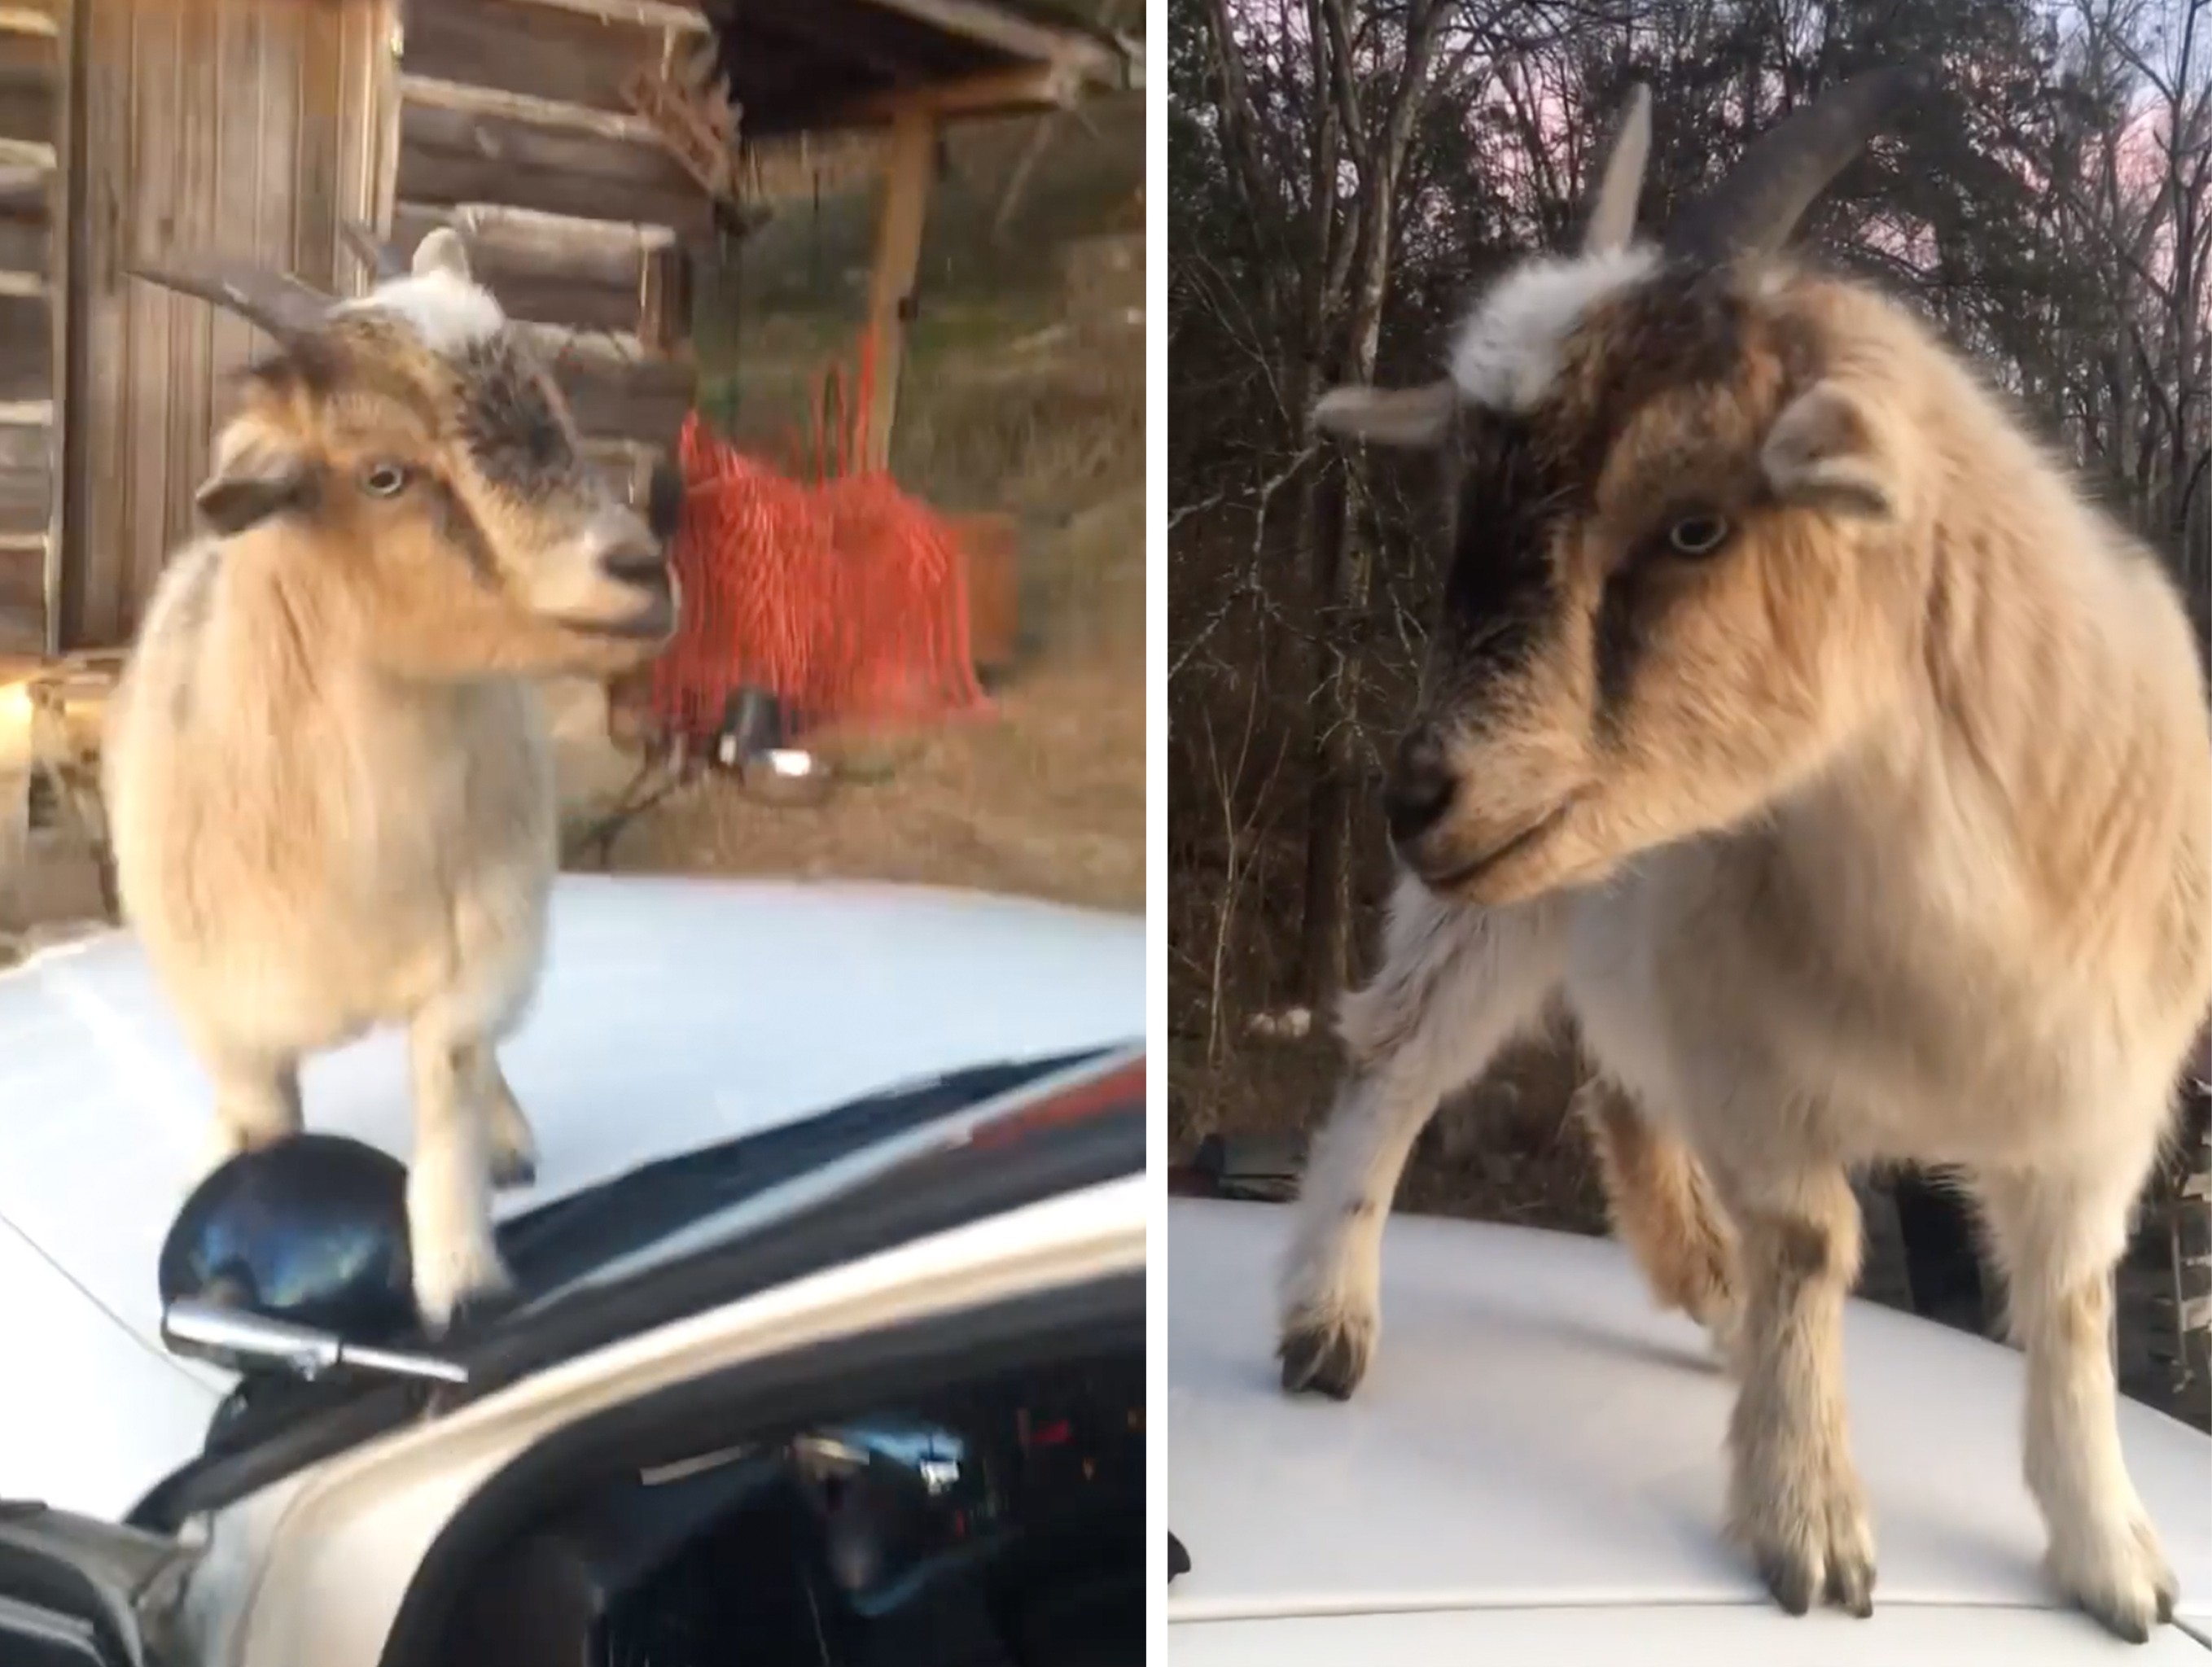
(1975, 1158, 2177, 1642)
(475, 1052, 539, 1190)
(1279, 886, 1564, 1399)
(1575, 1075, 1740, 1362)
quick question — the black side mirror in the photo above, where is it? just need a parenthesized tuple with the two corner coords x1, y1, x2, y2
(158, 1132, 417, 1345)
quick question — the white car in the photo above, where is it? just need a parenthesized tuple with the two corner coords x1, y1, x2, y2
(0, 873, 1145, 1667)
(1167, 1195, 2212, 1663)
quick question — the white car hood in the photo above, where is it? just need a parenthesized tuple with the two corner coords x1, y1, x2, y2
(0, 874, 1141, 1520)
(1168, 1197, 2212, 1630)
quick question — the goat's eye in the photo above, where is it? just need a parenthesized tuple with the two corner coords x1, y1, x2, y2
(1666, 514, 1731, 557)
(360, 462, 410, 498)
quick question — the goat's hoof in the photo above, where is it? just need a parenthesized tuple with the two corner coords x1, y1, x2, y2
(2051, 1515, 2177, 1643)
(1750, 1538, 1877, 1620)
(1277, 1308, 1373, 1400)
(412, 1245, 515, 1338)
(441, 1284, 526, 1336)
(486, 1094, 540, 1192)
(1733, 1480, 1877, 1619)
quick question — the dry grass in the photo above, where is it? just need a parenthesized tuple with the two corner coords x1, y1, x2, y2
(1171, 1023, 1613, 1235)
(602, 654, 1142, 912)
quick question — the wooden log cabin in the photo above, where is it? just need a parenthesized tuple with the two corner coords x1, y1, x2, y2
(0, 0, 1132, 660)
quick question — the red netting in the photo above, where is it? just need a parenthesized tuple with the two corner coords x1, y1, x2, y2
(647, 342, 990, 744)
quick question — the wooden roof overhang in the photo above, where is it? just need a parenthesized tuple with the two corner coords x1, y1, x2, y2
(704, 0, 1137, 469)
(713, 0, 1135, 138)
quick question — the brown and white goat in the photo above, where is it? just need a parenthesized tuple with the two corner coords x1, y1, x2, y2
(104, 227, 678, 1332)
(1282, 70, 2212, 1640)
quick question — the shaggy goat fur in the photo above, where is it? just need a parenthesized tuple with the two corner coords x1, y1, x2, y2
(105, 229, 677, 1332)
(1286, 72, 2212, 1641)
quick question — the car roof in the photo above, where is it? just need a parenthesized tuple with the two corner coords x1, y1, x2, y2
(1167, 1196, 2212, 1632)
(0, 874, 1141, 1520)
(1167, 1601, 2212, 1662)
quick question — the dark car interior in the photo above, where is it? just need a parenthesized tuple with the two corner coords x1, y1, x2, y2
(427, 1346, 1142, 1667)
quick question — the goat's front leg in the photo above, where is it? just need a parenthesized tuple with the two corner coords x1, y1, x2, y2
(1975, 1162, 2177, 1642)
(1278, 885, 1564, 1399)
(196, 1049, 303, 1179)
(406, 1022, 514, 1333)
(1709, 1158, 1875, 1617)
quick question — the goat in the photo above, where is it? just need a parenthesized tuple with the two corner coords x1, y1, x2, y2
(1283, 69, 2212, 1642)
(105, 225, 679, 1332)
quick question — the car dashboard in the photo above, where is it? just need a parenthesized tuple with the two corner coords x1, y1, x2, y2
(432, 1354, 1143, 1667)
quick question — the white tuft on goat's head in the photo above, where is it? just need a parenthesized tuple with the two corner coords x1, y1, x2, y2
(1315, 69, 1932, 906)
(135, 225, 681, 681)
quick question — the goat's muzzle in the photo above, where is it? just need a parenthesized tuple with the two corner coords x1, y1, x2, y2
(600, 533, 668, 591)
(537, 519, 679, 648)
(1386, 722, 1592, 900)
(1385, 724, 1457, 847)
(595, 527, 678, 638)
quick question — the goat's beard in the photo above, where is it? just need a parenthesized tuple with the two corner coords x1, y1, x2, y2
(537, 623, 675, 678)
(1406, 791, 1632, 908)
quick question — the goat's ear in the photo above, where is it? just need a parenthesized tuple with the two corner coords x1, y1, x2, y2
(1313, 380, 1455, 448)
(1761, 381, 1901, 520)
(411, 227, 472, 282)
(195, 430, 316, 536)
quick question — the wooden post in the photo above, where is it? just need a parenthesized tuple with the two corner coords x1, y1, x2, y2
(864, 105, 935, 474)
(0, 675, 33, 927)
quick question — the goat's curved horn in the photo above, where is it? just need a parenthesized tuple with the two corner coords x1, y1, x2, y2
(129, 261, 335, 343)
(1663, 66, 1924, 263)
(1580, 82, 1652, 256)
(338, 219, 409, 285)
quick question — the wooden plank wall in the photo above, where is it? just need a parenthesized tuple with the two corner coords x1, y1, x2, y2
(0, 1, 68, 656)
(390, 0, 710, 502)
(62, 0, 392, 650)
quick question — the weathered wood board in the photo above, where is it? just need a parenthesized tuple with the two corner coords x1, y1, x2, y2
(389, 0, 707, 459)
(404, 0, 691, 116)
(398, 99, 712, 240)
